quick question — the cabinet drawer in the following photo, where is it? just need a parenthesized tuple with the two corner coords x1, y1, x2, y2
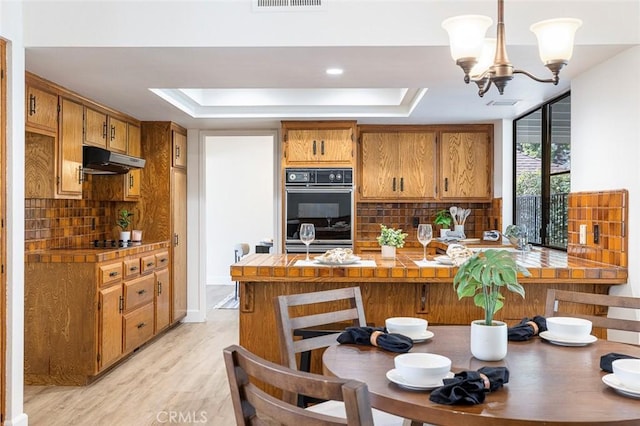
(124, 258, 141, 279)
(99, 262, 123, 287)
(123, 274, 154, 311)
(123, 303, 154, 353)
(155, 251, 169, 269)
(141, 254, 156, 274)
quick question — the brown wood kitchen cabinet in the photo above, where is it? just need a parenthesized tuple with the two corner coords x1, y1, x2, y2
(282, 120, 356, 167)
(84, 105, 128, 153)
(25, 82, 58, 135)
(439, 128, 493, 201)
(140, 122, 188, 325)
(359, 126, 437, 201)
(24, 245, 171, 385)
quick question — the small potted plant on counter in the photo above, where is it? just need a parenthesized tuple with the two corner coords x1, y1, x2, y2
(117, 209, 134, 245)
(434, 209, 453, 239)
(453, 249, 530, 361)
(377, 224, 408, 259)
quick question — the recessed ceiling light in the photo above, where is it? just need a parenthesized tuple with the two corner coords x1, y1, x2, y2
(326, 68, 344, 75)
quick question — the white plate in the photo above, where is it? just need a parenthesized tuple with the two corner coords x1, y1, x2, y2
(602, 374, 640, 398)
(386, 369, 454, 391)
(539, 331, 598, 346)
(314, 256, 361, 265)
(434, 255, 454, 265)
(410, 330, 435, 343)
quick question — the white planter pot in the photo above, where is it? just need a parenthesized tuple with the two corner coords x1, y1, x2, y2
(381, 245, 396, 259)
(440, 228, 449, 239)
(119, 231, 131, 244)
(470, 320, 508, 361)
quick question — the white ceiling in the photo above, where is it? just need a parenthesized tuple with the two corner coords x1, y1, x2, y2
(22, 0, 640, 130)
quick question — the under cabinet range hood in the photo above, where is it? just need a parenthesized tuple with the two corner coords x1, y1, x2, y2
(82, 146, 146, 175)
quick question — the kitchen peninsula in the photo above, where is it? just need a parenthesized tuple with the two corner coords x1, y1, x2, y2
(231, 248, 627, 377)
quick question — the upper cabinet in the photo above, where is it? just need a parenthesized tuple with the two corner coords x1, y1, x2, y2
(360, 127, 437, 200)
(282, 121, 356, 167)
(84, 106, 127, 153)
(58, 97, 84, 198)
(25, 84, 58, 135)
(357, 124, 493, 202)
(439, 130, 492, 201)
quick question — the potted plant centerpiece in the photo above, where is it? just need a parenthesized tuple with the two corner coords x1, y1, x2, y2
(434, 209, 453, 239)
(117, 209, 134, 245)
(453, 249, 530, 361)
(377, 224, 408, 259)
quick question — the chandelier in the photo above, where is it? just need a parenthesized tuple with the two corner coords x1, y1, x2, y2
(441, 0, 582, 97)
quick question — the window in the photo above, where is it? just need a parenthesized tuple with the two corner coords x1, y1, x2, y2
(513, 92, 571, 250)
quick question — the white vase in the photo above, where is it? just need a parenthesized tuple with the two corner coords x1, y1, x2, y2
(381, 245, 396, 259)
(119, 231, 131, 245)
(470, 320, 508, 361)
(440, 228, 449, 239)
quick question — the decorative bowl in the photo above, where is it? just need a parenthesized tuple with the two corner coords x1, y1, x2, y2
(385, 317, 428, 339)
(393, 353, 451, 386)
(612, 358, 640, 391)
(546, 316, 592, 339)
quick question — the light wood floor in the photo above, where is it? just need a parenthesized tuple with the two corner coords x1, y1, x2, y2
(24, 286, 238, 426)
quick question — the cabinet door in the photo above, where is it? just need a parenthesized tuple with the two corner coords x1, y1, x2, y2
(108, 116, 128, 153)
(172, 169, 188, 323)
(25, 85, 58, 134)
(126, 124, 141, 198)
(285, 129, 317, 163)
(99, 284, 123, 370)
(397, 132, 437, 199)
(440, 132, 492, 200)
(84, 107, 108, 148)
(172, 130, 187, 169)
(155, 268, 170, 333)
(58, 98, 83, 198)
(316, 128, 353, 163)
(360, 132, 398, 199)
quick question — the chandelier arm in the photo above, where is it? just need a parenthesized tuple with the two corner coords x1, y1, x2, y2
(478, 78, 493, 97)
(513, 69, 559, 85)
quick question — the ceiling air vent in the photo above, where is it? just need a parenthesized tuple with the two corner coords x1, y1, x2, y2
(253, 0, 326, 12)
(486, 100, 520, 107)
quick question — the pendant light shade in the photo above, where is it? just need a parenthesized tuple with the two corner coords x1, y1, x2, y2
(441, 15, 493, 62)
(530, 18, 583, 64)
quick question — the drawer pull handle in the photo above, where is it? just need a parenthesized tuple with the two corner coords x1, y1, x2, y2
(129, 266, 138, 272)
(137, 322, 146, 329)
(158, 282, 162, 294)
(146, 262, 154, 267)
(119, 296, 124, 313)
(137, 289, 146, 295)
(109, 271, 119, 277)
(160, 258, 167, 263)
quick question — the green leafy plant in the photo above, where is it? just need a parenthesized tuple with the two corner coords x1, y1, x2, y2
(453, 249, 530, 325)
(116, 209, 134, 231)
(433, 209, 452, 228)
(376, 224, 408, 248)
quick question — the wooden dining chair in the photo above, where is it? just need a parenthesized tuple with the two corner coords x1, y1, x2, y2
(545, 289, 640, 334)
(224, 344, 375, 426)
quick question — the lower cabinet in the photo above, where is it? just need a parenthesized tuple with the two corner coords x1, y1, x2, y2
(25, 244, 172, 385)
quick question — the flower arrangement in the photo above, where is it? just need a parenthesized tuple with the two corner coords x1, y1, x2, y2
(376, 224, 408, 248)
(116, 209, 134, 231)
(453, 249, 530, 325)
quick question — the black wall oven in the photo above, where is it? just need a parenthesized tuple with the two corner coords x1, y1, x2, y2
(284, 168, 354, 253)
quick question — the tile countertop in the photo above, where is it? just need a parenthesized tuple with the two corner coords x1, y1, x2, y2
(231, 246, 628, 284)
(24, 241, 171, 263)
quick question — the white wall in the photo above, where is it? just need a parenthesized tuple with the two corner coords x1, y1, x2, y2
(1, 1, 28, 425)
(204, 133, 277, 285)
(572, 45, 640, 343)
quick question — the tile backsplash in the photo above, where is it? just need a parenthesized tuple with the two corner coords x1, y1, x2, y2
(567, 189, 628, 267)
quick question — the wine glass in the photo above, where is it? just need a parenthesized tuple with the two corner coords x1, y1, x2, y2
(299, 223, 315, 261)
(417, 224, 433, 262)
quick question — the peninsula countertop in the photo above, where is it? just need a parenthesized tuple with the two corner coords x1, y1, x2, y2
(231, 247, 627, 284)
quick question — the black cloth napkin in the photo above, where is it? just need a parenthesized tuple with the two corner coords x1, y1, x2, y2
(336, 326, 413, 353)
(507, 316, 547, 341)
(429, 367, 509, 405)
(600, 352, 640, 373)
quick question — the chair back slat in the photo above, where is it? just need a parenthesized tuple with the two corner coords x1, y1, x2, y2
(545, 289, 640, 334)
(224, 344, 375, 426)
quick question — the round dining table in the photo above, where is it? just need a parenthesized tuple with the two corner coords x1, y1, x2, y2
(322, 325, 640, 426)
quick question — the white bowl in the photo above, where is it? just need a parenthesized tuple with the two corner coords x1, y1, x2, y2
(546, 317, 592, 339)
(613, 358, 640, 391)
(385, 317, 428, 339)
(394, 353, 451, 386)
